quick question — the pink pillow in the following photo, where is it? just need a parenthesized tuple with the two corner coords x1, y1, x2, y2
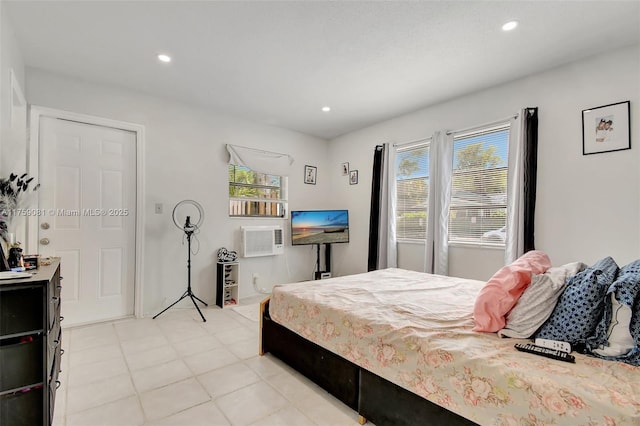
(473, 250, 551, 332)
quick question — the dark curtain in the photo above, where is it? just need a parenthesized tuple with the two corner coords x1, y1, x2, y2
(523, 107, 538, 252)
(367, 145, 384, 271)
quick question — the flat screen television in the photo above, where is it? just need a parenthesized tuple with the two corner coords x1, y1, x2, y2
(291, 210, 349, 245)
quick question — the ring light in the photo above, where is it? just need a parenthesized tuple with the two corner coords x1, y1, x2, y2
(172, 200, 204, 231)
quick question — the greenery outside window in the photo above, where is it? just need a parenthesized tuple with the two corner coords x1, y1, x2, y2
(395, 143, 430, 240)
(449, 125, 510, 246)
(229, 165, 287, 217)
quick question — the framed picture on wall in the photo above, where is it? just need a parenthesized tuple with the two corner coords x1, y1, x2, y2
(349, 170, 358, 185)
(304, 165, 317, 185)
(341, 162, 349, 176)
(582, 101, 630, 155)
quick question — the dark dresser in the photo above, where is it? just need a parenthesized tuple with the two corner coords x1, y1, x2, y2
(0, 259, 62, 425)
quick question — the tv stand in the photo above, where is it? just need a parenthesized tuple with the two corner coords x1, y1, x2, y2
(314, 243, 331, 280)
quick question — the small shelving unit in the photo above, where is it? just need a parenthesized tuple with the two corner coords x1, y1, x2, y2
(216, 261, 239, 308)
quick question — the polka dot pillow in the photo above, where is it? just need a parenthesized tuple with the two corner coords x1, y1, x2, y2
(587, 259, 640, 365)
(535, 257, 619, 345)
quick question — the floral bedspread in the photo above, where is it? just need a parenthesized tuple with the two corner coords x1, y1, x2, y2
(269, 268, 640, 425)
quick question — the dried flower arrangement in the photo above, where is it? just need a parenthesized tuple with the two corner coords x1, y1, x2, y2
(0, 173, 39, 242)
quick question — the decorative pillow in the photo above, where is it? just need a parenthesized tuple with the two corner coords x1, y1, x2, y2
(591, 293, 635, 356)
(473, 250, 551, 332)
(627, 298, 640, 365)
(535, 257, 619, 344)
(498, 262, 586, 338)
(588, 259, 640, 359)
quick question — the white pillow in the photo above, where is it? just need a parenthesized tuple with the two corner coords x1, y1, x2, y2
(592, 293, 635, 357)
(498, 262, 586, 338)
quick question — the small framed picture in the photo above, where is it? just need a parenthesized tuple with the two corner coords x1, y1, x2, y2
(349, 170, 358, 185)
(582, 101, 630, 155)
(304, 165, 317, 185)
(341, 162, 349, 176)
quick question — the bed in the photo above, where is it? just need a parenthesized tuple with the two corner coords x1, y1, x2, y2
(259, 268, 640, 425)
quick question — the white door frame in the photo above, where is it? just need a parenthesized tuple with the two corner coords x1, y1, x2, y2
(28, 106, 146, 319)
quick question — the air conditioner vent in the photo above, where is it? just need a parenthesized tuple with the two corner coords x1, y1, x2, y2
(241, 226, 284, 257)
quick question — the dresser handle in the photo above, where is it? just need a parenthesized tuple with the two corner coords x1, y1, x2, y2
(52, 296, 59, 302)
(60, 316, 64, 322)
(55, 380, 61, 389)
(60, 349, 65, 356)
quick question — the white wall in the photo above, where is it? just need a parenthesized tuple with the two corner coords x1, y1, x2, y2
(329, 44, 640, 280)
(0, 3, 28, 247)
(26, 68, 330, 315)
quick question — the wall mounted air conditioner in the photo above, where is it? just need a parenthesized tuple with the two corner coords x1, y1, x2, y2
(241, 225, 284, 257)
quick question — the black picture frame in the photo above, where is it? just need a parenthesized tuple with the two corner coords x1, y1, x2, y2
(304, 165, 317, 185)
(582, 101, 631, 155)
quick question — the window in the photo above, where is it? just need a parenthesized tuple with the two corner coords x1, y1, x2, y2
(449, 125, 509, 245)
(228, 165, 287, 217)
(395, 143, 429, 240)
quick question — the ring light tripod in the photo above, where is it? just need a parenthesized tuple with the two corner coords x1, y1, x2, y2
(153, 200, 208, 322)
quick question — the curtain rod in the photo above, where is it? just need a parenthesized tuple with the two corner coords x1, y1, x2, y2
(393, 136, 432, 149)
(446, 113, 519, 136)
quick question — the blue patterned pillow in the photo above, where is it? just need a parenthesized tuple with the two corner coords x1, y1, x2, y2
(586, 260, 640, 362)
(535, 257, 619, 344)
(628, 298, 640, 365)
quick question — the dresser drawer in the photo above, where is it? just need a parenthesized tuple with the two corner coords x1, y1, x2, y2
(47, 326, 61, 375)
(49, 296, 61, 331)
(0, 336, 44, 392)
(0, 287, 44, 336)
(0, 386, 44, 426)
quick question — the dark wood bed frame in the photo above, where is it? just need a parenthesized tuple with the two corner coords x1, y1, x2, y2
(259, 297, 478, 426)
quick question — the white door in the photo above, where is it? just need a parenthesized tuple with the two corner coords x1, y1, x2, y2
(39, 117, 137, 326)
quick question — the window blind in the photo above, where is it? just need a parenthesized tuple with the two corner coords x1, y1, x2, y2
(449, 125, 510, 245)
(395, 143, 429, 240)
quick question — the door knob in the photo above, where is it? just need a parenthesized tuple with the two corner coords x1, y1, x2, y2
(41, 222, 50, 230)
(40, 238, 50, 245)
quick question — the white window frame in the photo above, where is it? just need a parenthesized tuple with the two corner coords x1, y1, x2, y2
(395, 141, 430, 242)
(228, 164, 288, 218)
(448, 124, 510, 248)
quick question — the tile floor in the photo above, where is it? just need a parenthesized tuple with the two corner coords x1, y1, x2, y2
(53, 298, 368, 426)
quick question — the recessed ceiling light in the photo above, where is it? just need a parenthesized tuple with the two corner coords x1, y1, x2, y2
(157, 54, 172, 63)
(322, 106, 331, 112)
(502, 21, 518, 31)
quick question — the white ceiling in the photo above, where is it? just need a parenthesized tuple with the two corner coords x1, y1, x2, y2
(5, 1, 640, 139)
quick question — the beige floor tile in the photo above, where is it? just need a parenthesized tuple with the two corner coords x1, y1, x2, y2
(69, 343, 123, 368)
(214, 326, 258, 345)
(67, 356, 129, 387)
(172, 334, 222, 358)
(217, 381, 290, 426)
(197, 362, 261, 399)
(66, 395, 144, 426)
(292, 390, 359, 426)
(227, 338, 260, 360)
(244, 354, 296, 379)
(125, 344, 178, 371)
(266, 371, 323, 403)
(121, 334, 170, 356)
(114, 318, 164, 342)
(66, 374, 136, 414)
(183, 347, 239, 375)
(139, 378, 210, 421)
(69, 324, 118, 352)
(131, 359, 192, 393)
(249, 405, 315, 426)
(146, 401, 230, 426)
